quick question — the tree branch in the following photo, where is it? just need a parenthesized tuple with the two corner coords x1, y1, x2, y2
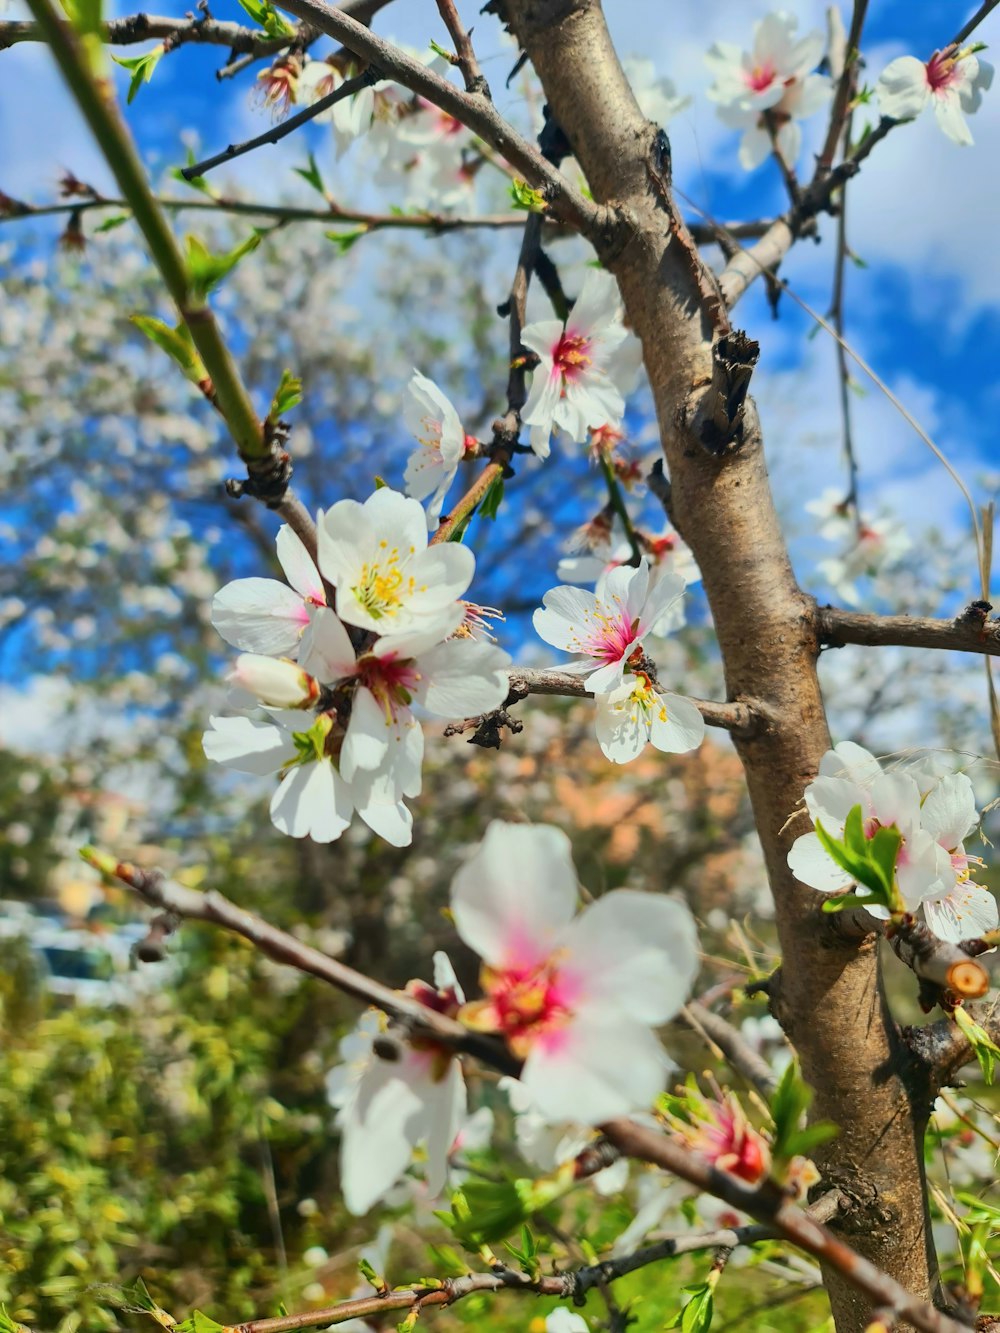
(269, 0, 607, 236)
(818, 604, 1000, 659)
(506, 668, 769, 737)
(600, 1118, 972, 1333)
(680, 999, 780, 1097)
(81, 849, 518, 1073)
(905, 998, 1000, 1086)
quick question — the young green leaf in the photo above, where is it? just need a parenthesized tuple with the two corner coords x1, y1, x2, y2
(235, 0, 293, 37)
(670, 1283, 714, 1333)
(185, 231, 263, 300)
(94, 213, 131, 233)
(130, 315, 208, 387)
(294, 153, 328, 197)
(478, 473, 505, 521)
(325, 228, 368, 254)
(510, 178, 547, 213)
(954, 1005, 1000, 1084)
(111, 45, 165, 103)
(269, 369, 303, 421)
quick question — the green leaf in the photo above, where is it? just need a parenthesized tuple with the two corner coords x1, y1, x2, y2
(269, 369, 303, 421)
(170, 150, 213, 197)
(426, 1244, 470, 1278)
(768, 1061, 836, 1163)
(111, 45, 165, 103)
(175, 1313, 225, 1333)
(478, 473, 505, 522)
(671, 1283, 714, 1333)
(0, 1305, 29, 1333)
(95, 213, 131, 233)
(428, 38, 455, 62)
(234, 0, 294, 37)
(954, 1006, 1000, 1085)
(130, 315, 208, 387)
(185, 230, 263, 299)
(813, 805, 903, 914)
(325, 228, 368, 254)
(509, 178, 547, 213)
(294, 152, 327, 197)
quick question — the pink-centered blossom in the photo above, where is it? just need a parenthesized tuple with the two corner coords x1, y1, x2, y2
(877, 47, 994, 146)
(452, 822, 699, 1124)
(594, 671, 705, 764)
(705, 13, 830, 170)
(520, 270, 642, 459)
(786, 742, 976, 923)
(533, 560, 686, 692)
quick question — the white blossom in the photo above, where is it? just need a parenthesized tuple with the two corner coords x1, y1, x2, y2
(877, 48, 993, 146)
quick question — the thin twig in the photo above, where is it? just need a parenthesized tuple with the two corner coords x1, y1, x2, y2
(814, 0, 870, 177)
(82, 850, 519, 1073)
(680, 1000, 780, 1097)
(952, 0, 1000, 48)
(433, 0, 489, 98)
(182, 67, 378, 179)
(269, 0, 605, 235)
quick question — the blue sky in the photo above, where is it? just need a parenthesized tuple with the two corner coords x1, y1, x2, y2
(3, 0, 999, 603)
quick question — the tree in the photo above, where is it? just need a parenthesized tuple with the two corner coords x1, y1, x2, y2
(2, 2, 1000, 1332)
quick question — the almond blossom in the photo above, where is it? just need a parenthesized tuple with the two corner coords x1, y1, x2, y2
(452, 821, 699, 1124)
(403, 371, 476, 530)
(705, 13, 831, 169)
(317, 487, 475, 634)
(326, 954, 467, 1215)
(533, 560, 686, 692)
(911, 771, 997, 942)
(787, 742, 957, 917)
(520, 270, 642, 459)
(298, 603, 510, 793)
(805, 489, 911, 606)
(298, 57, 377, 154)
(211, 523, 326, 658)
(594, 671, 705, 764)
(557, 525, 700, 635)
(877, 47, 994, 146)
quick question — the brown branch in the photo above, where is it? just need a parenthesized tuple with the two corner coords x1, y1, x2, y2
(952, 0, 1000, 47)
(905, 999, 1000, 1086)
(680, 999, 780, 1097)
(506, 667, 769, 737)
(268, 0, 606, 235)
(0, 11, 291, 51)
(815, 1, 870, 178)
(182, 67, 378, 179)
(818, 605, 1000, 659)
(82, 850, 518, 1073)
(885, 917, 990, 1001)
(433, 0, 489, 98)
(600, 1118, 972, 1333)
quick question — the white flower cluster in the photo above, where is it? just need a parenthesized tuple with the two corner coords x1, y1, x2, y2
(788, 741, 998, 943)
(203, 488, 510, 847)
(806, 488, 911, 607)
(534, 560, 706, 764)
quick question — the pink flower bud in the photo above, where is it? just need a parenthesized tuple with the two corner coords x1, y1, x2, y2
(231, 654, 319, 708)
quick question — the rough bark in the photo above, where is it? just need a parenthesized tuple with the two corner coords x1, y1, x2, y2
(502, 2, 934, 1327)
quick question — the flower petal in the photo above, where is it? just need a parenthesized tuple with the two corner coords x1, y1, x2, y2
(521, 1015, 669, 1124)
(270, 760, 353, 843)
(451, 821, 579, 970)
(211, 577, 309, 656)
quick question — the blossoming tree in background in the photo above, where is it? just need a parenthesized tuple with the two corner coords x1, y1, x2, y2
(4, 2, 1000, 1332)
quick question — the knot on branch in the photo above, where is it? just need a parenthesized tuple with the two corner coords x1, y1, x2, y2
(225, 421, 293, 508)
(444, 705, 524, 748)
(697, 330, 760, 455)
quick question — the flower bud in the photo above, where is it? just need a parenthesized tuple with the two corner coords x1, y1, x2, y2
(230, 654, 319, 708)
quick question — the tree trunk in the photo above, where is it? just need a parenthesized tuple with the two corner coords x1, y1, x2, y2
(503, 2, 935, 1326)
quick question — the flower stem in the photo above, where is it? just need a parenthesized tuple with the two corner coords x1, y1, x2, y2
(25, 0, 266, 462)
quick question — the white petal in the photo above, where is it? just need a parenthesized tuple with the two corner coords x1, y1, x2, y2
(876, 56, 930, 121)
(933, 90, 974, 145)
(341, 686, 392, 779)
(920, 773, 978, 849)
(819, 741, 883, 786)
(561, 889, 699, 1024)
(787, 831, 853, 893)
(533, 585, 600, 651)
(567, 269, 622, 337)
(340, 1056, 426, 1214)
(451, 821, 579, 969)
(270, 760, 353, 843)
(211, 578, 308, 656)
(405, 544, 476, 616)
(595, 684, 649, 763)
(317, 498, 371, 587)
(415, 640, 511, 717)
(299, 606, 358, 683)
(276, 524, 325, 603)
(423, 1059, 467, 1197)
(202, 713, 295, 775)
(648, 692, 706, 754)
(522, 1015, 668, 1125)
(924, 883, 999, 943)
